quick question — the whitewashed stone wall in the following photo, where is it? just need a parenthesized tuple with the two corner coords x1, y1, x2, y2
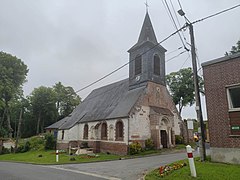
(129, 105, 151, 141)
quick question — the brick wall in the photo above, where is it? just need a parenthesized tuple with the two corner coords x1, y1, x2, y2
(203, 56, 240, 148)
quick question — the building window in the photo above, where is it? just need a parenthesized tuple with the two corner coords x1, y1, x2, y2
(227, 85, 240, 110)
(83, 124, 88, 139)
(61, 130, 64, 140)
(101, 122, 108, 140)
(116, 121, 124, 141)
(154, 54, 160, 75)
(135, 55, 142, 75)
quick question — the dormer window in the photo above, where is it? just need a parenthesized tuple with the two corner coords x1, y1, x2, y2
(154, 54, 160, 75)
(135, 55, 142, 75)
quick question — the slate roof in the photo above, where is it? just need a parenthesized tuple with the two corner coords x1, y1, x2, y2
(46, 79, 146, 130)
(202, 52, 240, 67)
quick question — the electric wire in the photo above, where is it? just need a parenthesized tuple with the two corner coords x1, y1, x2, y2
(192, 3, 240, 25)
(166, 46, 183, 55)
(75, 25, 187, 93)
(162, 0, 186, 49)
(75, 4, 240, 94)
(169, 0, 189, 48)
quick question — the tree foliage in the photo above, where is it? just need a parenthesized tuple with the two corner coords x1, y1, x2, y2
(0, 51, 28, 137)
(53, 82, 81, 120)
(225, 40, 240, 56)
(166, 67, 204, 116)
(29, 86, 58, 134)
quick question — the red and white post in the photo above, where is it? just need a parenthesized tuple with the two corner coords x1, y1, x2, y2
(56, 150, 59, 162)
(186, 145, 196, 177)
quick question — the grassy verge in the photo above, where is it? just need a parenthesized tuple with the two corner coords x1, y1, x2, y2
(145, 157, 240, 180)
(0, 150, 121, 164)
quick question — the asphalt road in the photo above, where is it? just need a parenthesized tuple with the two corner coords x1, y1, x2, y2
(51, 151, 196, 180)
(0, 161, 106, 180)
(0, 150, 205, 180)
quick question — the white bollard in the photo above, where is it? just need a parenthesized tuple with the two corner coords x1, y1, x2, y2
(186, 145, 197, 177)
(56, 150, 59, 162)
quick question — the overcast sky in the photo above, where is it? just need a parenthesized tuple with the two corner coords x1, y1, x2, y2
(0, 0, 239, 119)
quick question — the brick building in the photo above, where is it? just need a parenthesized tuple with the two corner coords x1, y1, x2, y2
(46, 12, 181, 155)
(202, 52, 240, 164)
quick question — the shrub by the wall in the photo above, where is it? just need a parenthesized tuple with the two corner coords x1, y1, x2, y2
(129, 142, 142, 155)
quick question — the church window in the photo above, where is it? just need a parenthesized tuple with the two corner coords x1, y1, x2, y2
(101, 122, 108, 140)
(154, 54, 160, 75)
(116, 121, 124, 141)
(135, 55, 142, 75)
(83, 124, 88, 139)
(61, 130, 64, 140)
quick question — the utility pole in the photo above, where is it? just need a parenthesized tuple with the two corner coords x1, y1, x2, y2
(178, 8, 206, 161)
(188, 23, 206, 161)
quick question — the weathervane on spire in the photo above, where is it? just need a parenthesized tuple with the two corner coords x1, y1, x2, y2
(144, 0, 149, 12)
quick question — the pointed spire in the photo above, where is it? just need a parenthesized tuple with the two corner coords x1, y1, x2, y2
(137, 12, 158, 45)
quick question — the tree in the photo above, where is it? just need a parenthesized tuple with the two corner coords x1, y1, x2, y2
(29, 86, 58, 134)
(166, 67, 204, 116)
(225, 40, 240, 56)
(0, 51, 28, 137)
(53, 82, 81, 119)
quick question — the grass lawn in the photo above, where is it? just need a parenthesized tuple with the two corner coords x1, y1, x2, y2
(145, 158, 240, 180)
(0, 150, 121, 164)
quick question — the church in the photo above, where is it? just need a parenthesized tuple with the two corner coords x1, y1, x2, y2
(46, 12, 182, 155)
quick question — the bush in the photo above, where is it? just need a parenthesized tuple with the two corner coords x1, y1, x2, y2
(29, 136, 45, 151)
(16, 141, 31, 153)
(1, 146, 10, 154)
(175, 135, 183, 144)
(129, 142, 142, 155)
(145, 138, 154, 150)
(45, 133, 56, 150)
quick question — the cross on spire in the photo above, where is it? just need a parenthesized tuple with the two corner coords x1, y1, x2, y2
(144, 0, 149, 12)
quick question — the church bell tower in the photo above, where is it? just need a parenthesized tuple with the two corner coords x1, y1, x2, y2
(128, 12, 167, 90)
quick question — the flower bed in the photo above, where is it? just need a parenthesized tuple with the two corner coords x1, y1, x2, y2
(158, 162, 187, 177)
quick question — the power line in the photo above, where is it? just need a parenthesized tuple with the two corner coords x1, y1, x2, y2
(193, 3, 240, 25)
(169, 0, 188, 45)
(166, 50, 187, 62)
(162, 0, 186, 48)
(177, 0, 183, 10)
(180, 53, 190, 69)
(75, 4, 240, 94)
(166, 46, 183, 55)
(75, 25, 187, 93)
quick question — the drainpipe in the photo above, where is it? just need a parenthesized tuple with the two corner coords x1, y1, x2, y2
(128, 117, 130, 155)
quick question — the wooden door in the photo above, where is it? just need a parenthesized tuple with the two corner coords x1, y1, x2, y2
(160, 130, 168, 148)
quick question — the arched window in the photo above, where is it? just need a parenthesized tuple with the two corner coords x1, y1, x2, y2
(83, 124, 88, 139)
(101, 122, 108, 140)
(61, 130, 64, 140)
(115, 121, 124, 141)
(154, 54, 160, 75)
(135, 55, 142, 75)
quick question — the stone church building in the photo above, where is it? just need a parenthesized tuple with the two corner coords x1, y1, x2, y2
(47, 12, 181, 155)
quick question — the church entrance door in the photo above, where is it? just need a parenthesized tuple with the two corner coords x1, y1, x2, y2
(160, 130, 168, 148)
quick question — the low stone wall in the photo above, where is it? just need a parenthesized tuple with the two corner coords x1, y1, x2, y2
(99, 141, 128, 155)
(57, 142, 69, 150)
(211, 147, 240, 164)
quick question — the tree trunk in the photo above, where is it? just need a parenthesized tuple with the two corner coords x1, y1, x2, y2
(6, 107, 13, 138)
(0, 108, 6, 128)
(14, 109, 23, 153)
(36, 112, 41, 135)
